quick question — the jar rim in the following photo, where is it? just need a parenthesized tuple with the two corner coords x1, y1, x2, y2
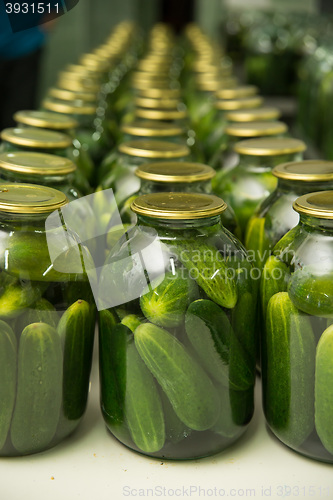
(42, 98, 96, 116)
(134, 97, 182, 110)
(134, 107, 187, 120)
(0, 151, 76, 176)
(215, 85, 258, 100)
(215, 96, 263, 111)
(131, 192, 227, 219)
(0, 127, 72, 149)
(14, 110, 78, 130)
(121, 120, 185, 137)
(226, 121, 287, 138)
(226, 107, 281, 122)
(293, 191, 333, 219)
(0, 183, 68, 214)
(233, 138, 306, 156)
(48, 87, 97, 103)
(273, 160, 333, 181)
(118, 140, 190, 158)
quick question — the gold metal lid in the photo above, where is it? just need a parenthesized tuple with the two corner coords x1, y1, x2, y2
(226, 107, 281, 122)
(0, 127, 72, 149)
(118, 140, 190, 159)
(293, 191, 333, 219)
(65, 63, 98, 76)
(131, 192, 226, 219)
(48, 87, 97, 102)
(131, 71, 170, 82)
(131, 78, 174, 91)
(42, 98, 96, 116)
(135, 161, 215, 183)
(135, 107, 187, 121)
(121, 120, 184, 138)
(234, 138, 306, 156)
(196, 76, 238, 93)
(0, 152, 76, 176)
(225, 121, 287, 138)
(57, 77, 100, 93)
(134, 97, 182, 110)
(59, 70, 100, 83)
(215, 96, 263, 111)
(0, 183, 68, 214)
(273, 160, 333, 181)
(137, 87, 181, 99)
(14, 110, 78, 131)
(215, 85, 258, 100)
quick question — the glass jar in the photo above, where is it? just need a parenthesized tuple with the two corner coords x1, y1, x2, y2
(13, 110, 78, 136)
(225, 107, 281, 124)
(261, 191, 333, 463)
(245, 160, 333, 271)
(98, 192, 257, 459)
(99, 139, 190, 203)
(213, 138, 306, 241)
(0, 127, 90, 195)
(0, 184, 96, 456)
(116, 161, 241, 240)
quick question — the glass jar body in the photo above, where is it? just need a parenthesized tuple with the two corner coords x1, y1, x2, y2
(261, 215, 333, 463)
(98, 215, 257, 459)
(0, 212, 96, 456)
(213, 152, 303, 241)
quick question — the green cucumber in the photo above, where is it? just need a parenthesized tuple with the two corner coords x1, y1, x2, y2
(57, 300, 95, 420)
(185, 299, 232, 386)
(14, 298, 59, 334)
(99, 310, 130, 427)
(229, 386, 254, 426)
(125, 342, 165, 453)
(140, 272, 198, 328)
(315, 324, 333, 454)
(263, 292, 316, 447)
(11, 323, 62, 454)
(288, 269, 333, 318)
(210, 385, 243, 438)
(231, 291, 257, 369)
(135, 323, 220, 431)
(0, 321, 17, 449)
(171, 240, 237, 309)
(272, 226, 299, 266)
(245, 216, 271, 270)
(160, 389, 191, 444)
(0, 282, 45, 320)
(121, 314, 142, 332)
(260, 255, 290, 321)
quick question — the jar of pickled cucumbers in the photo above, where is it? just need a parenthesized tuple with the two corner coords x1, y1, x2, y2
(246, 160, 333, 270)
(213, 138, 306, 241)
(0, 184, 96, 456)
(13, 110, 78, 136)
(261, 191, 333, 463)
(99, 192, 257, 459)
(99, 140, 190, 203)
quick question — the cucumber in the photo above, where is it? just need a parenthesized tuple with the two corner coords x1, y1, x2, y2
(99, 310, 130, 427)
(160, 389, 191, 444)
(185, 299, 232, 386)
(315, 324, 333, 454)
(125, 342, 165, 453)
(0, 321, 17, 449)
(57, 300, 95, 420)
(263, 292, 316, 447)
(172, 239, 237, 309)
(260, 255, 290, 321)
(140, 272, 198, 328)
(231, 291, 257, 370)
(210, 385, 243, 438)
(229, 304, 255, 391)
(272, 226, 300, 266)
(121, 314, 142, 332)
(229, 386, 254, 426)
(0, 282, 45, 320)
(10, 323, 62, 454)
(245, 216, 271, 270)
(288, 269, 333, 318)
(135, 323, 220, 431)
(14, 298, 59, 334)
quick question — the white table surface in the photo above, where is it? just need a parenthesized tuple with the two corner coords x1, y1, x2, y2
(1, 343, 332, 500)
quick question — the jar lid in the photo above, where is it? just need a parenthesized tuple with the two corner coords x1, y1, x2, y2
(65, 63, 98, 75)
(135, 107, 187, 121)
(57, 77, 100, 93)
(293, 191, 333, 219)
(48, 87, 97, 102)
(0, 127, 72, 149)
(0, 183, 67, 214)
(138, 87, 181, 99)
(131, 71, 170, 83)
(135, 161, 215, 182)
(215, 96, 263, 111)
(196, 76, 238, 92)
(0, 152, 76, 176)
(14, 110, 78, 131)
(134, 96, 182, 110)
(131, 78, 174, 91)
(118, 140, 190, 159)
(59, 70, 100, 83)
(226, 107, 281, 122)
(273, 160, 333, 181)
(225, 121, 287, 138)
(121, 120, 185, 138)
(215, 85, 258, 100)
(233, 138, 306, 156)
(42, 98, 96, 116)
(131, 192, 227, 219)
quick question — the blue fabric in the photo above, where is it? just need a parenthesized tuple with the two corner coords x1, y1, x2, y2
(0, 2, 46, 60)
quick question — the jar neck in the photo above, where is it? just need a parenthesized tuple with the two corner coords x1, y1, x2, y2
(137, 213, 221, 230)
(0, 170, 74, 187)
(299, 213, 333, 233)
(140, 178, 212, 194)
(277, 178, 333, 195)
(239, 152, 303, 171)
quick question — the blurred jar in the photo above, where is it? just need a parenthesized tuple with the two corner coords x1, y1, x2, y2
(261, 191, 333, 463)
(13, 110, 78, 136)
(226, 106, 281, 124)
(212, 138, 306, 241)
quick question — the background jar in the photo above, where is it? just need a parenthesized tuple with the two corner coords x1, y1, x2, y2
(0, 184, 96, 456)
(225, 106, 282, 125)
(98, 192, 257, 460)
(13, 110, 78, 138)
(212, 137, 306, 241)
(260, 191, 333, 463)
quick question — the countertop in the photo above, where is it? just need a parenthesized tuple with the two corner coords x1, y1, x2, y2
(1, 344, 332, 500)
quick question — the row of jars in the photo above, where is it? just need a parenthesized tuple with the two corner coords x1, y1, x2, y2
(0, 21, 332, 465)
